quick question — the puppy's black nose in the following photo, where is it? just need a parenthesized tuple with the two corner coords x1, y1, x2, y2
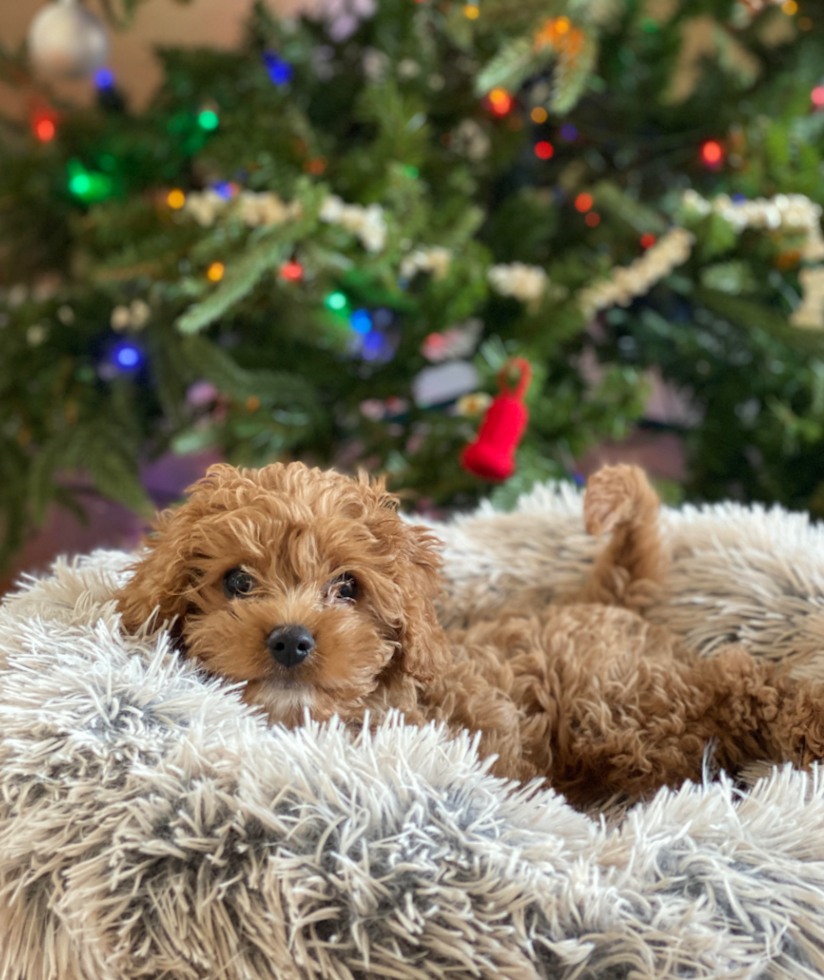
(267, 625, 315, 668)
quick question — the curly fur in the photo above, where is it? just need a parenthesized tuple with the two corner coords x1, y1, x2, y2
(117, 462, 824, 807)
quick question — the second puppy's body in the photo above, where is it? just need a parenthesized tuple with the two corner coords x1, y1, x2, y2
(117, 463, 824, 808)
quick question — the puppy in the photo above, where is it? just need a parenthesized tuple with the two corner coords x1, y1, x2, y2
(117, 462, 824, 808)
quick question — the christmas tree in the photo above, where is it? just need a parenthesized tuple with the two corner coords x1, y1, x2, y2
(1, 0, 823, 573)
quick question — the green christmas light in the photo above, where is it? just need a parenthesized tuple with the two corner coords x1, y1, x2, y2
(67, 159, 113, 202)
(69, 172, 92, 196)
(325, 291, 348, 312)
(198, 110, 219, 131)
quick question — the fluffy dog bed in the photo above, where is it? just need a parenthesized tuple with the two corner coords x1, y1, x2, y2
(3, 484, 824, 980)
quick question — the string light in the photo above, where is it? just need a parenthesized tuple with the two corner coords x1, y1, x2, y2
(263, 51, 294, 86)
(701, 140, 725, 168)
(585, 212, 601, 227)
(463, 4, 480, 18)
(113, 343, 142, 370)
(350, 309, 373, 334)
(325, 291, 348, 312)
(213, 182, 238, 200)
(485, 88, 513, 117)
(781, 0, 798, 14)
(574, 192, 593, 213)
(207, 262, 225, 282)
(530, 107, 548, 124)
(534, 141, 554, 160)
(67, 160, 113, 202)
(812, 86, 824, 109)
(167, 189, 186, 209)
(559, 123, 578, 142)
(33, 115, 56, 142)
(197, 110, 219, 131)
(280, 260, 304, 282)
(94, 67, 115, 90)
(640, 233, 657, 249)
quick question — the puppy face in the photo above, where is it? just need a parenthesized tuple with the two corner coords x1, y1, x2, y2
(117, 463, 449, 724)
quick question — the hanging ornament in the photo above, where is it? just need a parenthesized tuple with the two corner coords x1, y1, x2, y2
(421, 319, 482, 363)
(413, 361, 479, 408)
(27, 0, 109, 79)
(461, 358, 532, 482)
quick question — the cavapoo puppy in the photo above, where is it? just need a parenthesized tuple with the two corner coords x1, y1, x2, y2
(117, 461, 824, 807)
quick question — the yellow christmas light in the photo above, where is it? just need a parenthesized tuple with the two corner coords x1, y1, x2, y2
(781, 0, 798, 13)
(531, 107, 548, 124)
(207, 262, 225, 282)
(463, 4, 480, 19)
(534, 17, 585, 58)
(167, 189, 186, 210)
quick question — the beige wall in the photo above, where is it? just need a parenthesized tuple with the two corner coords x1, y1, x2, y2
(0, 0, 295, 118)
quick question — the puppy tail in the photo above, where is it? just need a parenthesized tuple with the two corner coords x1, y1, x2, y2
(575, 464, 668, 611)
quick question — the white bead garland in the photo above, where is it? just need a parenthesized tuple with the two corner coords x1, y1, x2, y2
(110, 299, 150, 333)
(577, 228, 695, 318)
(682, 190, 824, 261)
(487, 263, 548, 303)
(400, 247, 453, 280)
(792, 268, 824, 330)
(319, 196, 388, 252)
(683, 190, 824, 329)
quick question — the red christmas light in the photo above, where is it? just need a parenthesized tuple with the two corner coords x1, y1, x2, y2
(701, 140, 725, 168)
(33, 115, 56, 142)
(812, 86, 824, 109)
(640, 233, 657, 249)
(485, 88, 514, 117)
(585, 211, 600, 227)
(534, 140, 554, 160)
(280, 260, 304, 282)
(574, 192, 593, 212)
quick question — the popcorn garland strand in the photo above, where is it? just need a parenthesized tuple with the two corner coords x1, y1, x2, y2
(682, 190, 824, 261)
(793, 268, 824, 330)
(182, 189, 387, 253)
(576, 192, 824, 324)
(577, 228, 695, 318)
(10, 186, 824, 339)
(683, 189, 824, 328)
(487, 263, 549, 304)
(400, 247, 453, 280)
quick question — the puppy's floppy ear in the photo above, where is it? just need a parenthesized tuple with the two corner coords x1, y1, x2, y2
(117, 507, 197, 635)
(394, 523, 450, 684)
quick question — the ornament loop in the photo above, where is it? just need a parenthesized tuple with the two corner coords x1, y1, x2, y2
(497, 357, 532, 400)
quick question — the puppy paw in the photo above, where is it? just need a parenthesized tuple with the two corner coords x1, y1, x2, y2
(784, 689, 824, 768)
(583, 464, 656, 537)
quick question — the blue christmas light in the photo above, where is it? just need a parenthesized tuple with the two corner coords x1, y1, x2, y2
(263, 51, 294, 86)
(350, 309, 373, 334)
(94, 67, 115, 90)
(372, 307, 394, 330)
(361, 331, 390, 361)
(560, 123, 578, 142)
(732, 193, 748, 203)
(114, 344, 141, 370)
(213, 182, 235, 200)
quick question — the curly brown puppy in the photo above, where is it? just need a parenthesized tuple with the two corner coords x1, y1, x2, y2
(117, 462, 824, 808)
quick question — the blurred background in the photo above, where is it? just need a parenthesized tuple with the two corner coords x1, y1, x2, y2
(1, 0, 822, 592)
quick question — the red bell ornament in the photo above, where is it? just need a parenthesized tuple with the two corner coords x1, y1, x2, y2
(460, 357, 532, 482)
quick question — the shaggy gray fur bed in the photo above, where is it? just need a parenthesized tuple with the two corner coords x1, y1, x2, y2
(3, 483, 824, 979)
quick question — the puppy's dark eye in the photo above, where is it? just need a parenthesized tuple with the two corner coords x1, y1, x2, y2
(223, 567, 256, 598)
(334, 573, 358, 602)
